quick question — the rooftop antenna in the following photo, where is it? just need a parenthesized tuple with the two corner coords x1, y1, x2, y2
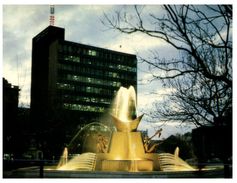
(49, 5, 55, 26)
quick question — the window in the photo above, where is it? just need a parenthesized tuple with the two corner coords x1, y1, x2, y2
(112, 82, 117, 87)
(77, 48, 81, 54)
(58, 44, 63, 52)
(63, 45, 67, 52)
(68, 46, 72, 52)
(87, 77, 92, 83)
(86, 87, 91, 93)
(56, 83, 75, 90)
(63, 103, 105, 112)
(64, 55, 80, 63)
(113, 72, 118, 78)
(88, 49, 97, 56)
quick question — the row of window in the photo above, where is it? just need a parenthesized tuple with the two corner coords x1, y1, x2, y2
(64, 55, 80, 62)
(57, 82, 75, 90)
(58, 43, 136, 65)
(62, 95, 111, 105)
(59, 63, 136, 81)
(63, 103, 105, 113)
(66, 74, 121, 87)
(56, 82, 117, 95)
(60, 55, 137, 72)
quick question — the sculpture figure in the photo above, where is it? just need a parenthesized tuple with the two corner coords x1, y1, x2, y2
(143, 128, 162, 153)
(96, 134, 109, 153)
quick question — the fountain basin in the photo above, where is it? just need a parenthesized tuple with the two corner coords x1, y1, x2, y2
(95, 153, 160, 172)
(101, 160, 153, 171)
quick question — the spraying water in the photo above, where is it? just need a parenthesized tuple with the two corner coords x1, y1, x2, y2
(113, 86, 137, 121)
(57, 147, 68, 169)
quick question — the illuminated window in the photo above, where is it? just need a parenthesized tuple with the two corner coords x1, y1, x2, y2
(91, 98, 96, 103)
(112, 72, 118, 78)
(56, 83, 75, 90)
(87, 78, 92, 83)
(63, 103, 105, 112)
(86, 87, 91, 93)
(64, 55, 80, 63)
(88, 49, 97, 56)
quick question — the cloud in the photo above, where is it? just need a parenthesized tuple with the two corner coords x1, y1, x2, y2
(137, 92, 155, 111)
(56, 5, 165, 55)
(57, 5, 118, 46)
(137, 82, 184, 138)
(137, 86, 172, 113)
(105, 32, 165, 54)
(3, 5, 49, 85)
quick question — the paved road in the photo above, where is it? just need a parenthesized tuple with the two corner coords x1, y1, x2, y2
(3, 167, 229, 178)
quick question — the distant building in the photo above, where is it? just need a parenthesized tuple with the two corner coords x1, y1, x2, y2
(30, 26, 137, 157)
(3, 78, 20, 157)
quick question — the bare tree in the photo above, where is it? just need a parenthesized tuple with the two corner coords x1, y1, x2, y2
(102, 5, 232, 127)
(149, 69, 232, 127)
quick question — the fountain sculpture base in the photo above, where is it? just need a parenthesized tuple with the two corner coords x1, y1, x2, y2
(95, 131, 160, 171)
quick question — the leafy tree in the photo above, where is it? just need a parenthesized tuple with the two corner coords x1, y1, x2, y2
(102, 5, 232, 127)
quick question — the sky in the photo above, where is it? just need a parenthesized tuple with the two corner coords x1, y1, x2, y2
(2, 4, 173, 107)
(2, 2, 234, 139)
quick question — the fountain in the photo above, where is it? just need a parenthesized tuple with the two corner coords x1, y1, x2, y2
(5, 86, 228, 178)
(57, 86, 194, 172)
(93, 86, 158, 171)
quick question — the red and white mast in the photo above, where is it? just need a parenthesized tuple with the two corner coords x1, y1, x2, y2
(49, 5, 55, 26)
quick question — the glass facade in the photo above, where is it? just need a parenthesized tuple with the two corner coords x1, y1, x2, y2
(52, 40, 137, 114)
